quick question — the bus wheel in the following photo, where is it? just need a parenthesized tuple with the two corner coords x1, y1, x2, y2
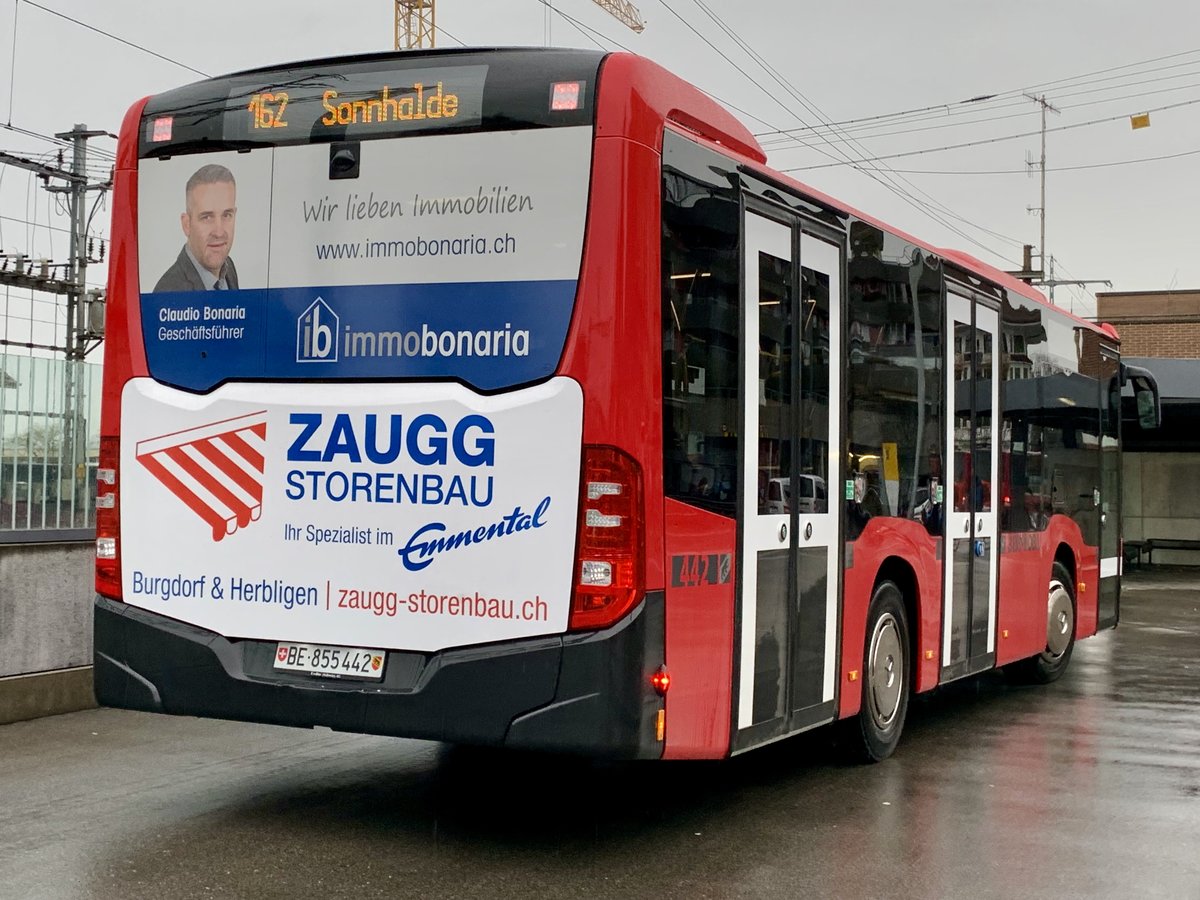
(1007, 561, 1075, 684)
(843, 580, 910, 763)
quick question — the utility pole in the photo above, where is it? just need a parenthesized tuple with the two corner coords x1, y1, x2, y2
(1, 130, 110, 351)
(1024, 94, 1059, 274)
(44, 124, 110, 514)
(51, 125, 107, 362)
(1041, 256, 1111, 315)
(1007, 243, 1042, 284)
(0, 151, 83, 302)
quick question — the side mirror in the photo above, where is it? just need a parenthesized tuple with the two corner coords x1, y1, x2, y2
(1121, 363, 1162, 430)
(1135, 389, 1159, 430)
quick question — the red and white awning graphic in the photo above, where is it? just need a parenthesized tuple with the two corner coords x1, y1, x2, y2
(136, 411, 268, 542)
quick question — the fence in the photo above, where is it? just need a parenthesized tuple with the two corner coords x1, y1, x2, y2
(0, 354, 102, 537)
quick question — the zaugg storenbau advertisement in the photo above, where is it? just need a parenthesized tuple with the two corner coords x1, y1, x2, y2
(123, 128, 590, 652)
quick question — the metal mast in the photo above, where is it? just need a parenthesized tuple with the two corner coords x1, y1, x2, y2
(1024, 94, 1059, 274)
(395, 0, 436, 50)
(49, 124, 108, 517)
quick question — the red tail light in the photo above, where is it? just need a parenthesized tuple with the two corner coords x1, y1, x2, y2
(569, 446, 644, 631)
(95, 436, 122, 599)
(651, 666, 671, 695)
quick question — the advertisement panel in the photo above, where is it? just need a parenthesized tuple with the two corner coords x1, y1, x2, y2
(136, 127, 591, 391)
(127, 125, 593, 649)
(120, 377, 583, 651)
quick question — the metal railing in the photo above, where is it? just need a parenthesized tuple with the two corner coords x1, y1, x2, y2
(0, 354, 102, 537)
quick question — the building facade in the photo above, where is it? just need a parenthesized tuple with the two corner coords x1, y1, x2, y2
(1097, 290, 1200, 564)
(1097, 289, 1200, 358)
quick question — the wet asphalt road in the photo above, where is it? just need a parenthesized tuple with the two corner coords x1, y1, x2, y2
(2, 569, 1198, 900)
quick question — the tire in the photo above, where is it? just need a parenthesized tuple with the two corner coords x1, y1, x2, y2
(1006, 560, 1075, 684)
(842, 580, 911, 763)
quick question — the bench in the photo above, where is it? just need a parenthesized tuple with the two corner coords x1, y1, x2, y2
(1143, 538, 1200, 565)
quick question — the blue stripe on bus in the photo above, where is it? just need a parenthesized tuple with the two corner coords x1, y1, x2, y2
(140, 279, 577, 392)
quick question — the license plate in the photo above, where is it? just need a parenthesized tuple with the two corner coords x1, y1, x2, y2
(273, 642, 385, 680)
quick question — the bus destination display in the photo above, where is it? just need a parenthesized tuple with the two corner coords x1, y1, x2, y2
(144, 64, 486, 149)
(246, 79, 464, 131)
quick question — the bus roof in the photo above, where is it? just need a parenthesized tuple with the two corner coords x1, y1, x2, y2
(593, 50, 1112, 338)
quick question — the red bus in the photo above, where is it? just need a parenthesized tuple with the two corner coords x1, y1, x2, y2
(94, 48, 1157, 761)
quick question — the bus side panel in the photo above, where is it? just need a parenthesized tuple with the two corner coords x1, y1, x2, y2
(996, 516, 1097, 667)
(1075, 543, 1101, 640)
(1039, 514, 1100, 641)
(101, 97, 152, 435)
(661, 500, 735, 759)
(995, 540, 1048, 666)
(559, 132, 665, 591)
(840, 518, 942, 721)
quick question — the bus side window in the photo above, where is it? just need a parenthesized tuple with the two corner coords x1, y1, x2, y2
(845, 223, 944, 539)
(661, 131, 741, 518)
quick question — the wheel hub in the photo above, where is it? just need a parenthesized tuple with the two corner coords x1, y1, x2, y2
(868, 613, 903, 728)
(1045, 580, 1074, 657)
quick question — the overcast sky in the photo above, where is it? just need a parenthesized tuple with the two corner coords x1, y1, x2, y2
(2, 0, 1199, 353)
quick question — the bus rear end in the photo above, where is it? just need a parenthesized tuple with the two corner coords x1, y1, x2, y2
(93, 49, 665, 758)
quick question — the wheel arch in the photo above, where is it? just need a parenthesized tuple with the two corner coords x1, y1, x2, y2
(1053, 544, 1081, 641)
(1054, 543, 1077, 588)
(1004, 548, 1079, 684)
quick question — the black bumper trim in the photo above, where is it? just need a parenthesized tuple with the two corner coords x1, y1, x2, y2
(94, 592, 665, 758)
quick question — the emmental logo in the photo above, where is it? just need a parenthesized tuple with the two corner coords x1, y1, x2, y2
(297, 297, 339, 363)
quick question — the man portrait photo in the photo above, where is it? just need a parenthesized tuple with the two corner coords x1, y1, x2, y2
(153, 163, 240, 292)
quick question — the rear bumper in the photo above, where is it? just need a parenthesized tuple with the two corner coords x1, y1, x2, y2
(94, 592, 665, 758)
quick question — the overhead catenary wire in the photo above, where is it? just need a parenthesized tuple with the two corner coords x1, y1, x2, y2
(431, 20, 467, 47)
(759, 75, 1200, 149)
(782, 95, 1200, 171)
(1043, 256, 1103, 317)
(534, 1, 611, 51)
(660, 0, 909, 187)
(682, 0, 1024, 255)
(0, 124, 116, 160)
(673, 0, 1022, 260)
(757, 46, 1200, 140)
(654, 0, 846, 164)
(756, 56, 1200, 202)
(18, 0, 208, 77)
(6, 0, 17, 125)
(844, 146, 1200, 176)
(533, 0, 784, 134)
(1019, 45, 1200, 103)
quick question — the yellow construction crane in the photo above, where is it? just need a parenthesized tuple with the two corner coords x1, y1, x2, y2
(592, 0, 645, 32)
(394, 0, 645, 51)
(395, 0, 436, 50)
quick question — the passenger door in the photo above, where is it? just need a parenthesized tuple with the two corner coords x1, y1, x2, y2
(942, 290, 999, 679)
(1098, 346, 1121, 627)
(735, 206, 841, 748)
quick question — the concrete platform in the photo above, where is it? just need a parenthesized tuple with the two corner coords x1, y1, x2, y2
(0, 666, 96, 726)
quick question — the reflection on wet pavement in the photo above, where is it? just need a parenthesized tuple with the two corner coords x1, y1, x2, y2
(1, 569, 1197, 899)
